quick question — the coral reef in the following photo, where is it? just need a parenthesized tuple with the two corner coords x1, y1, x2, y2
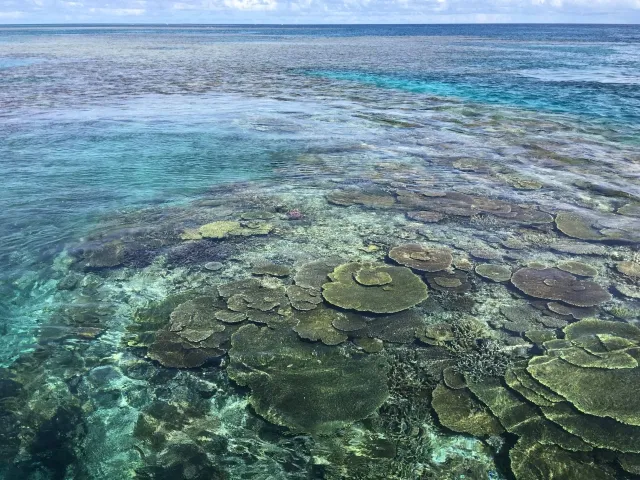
(617, 261, 640, 278)
(322, 262, 429, 313)
(511, 267, 611, 307)
(475, 264, 512, 282)
(227, 324, 389, 434)
(326, 188, 396, 208)
(430, 318, 640, 479)
(557, 260, 598, 277)
(7, 145, 640, 479)
(406, 211, 445, 223)
(251, 261, 292, 277)
(555, 212, 610, 241)
(388, 243, 453, 272)
(431, 383, 504, 436)
(184, 220, 274, 240)
(79, 240, 125, 269)
(292, 304, 349, 345)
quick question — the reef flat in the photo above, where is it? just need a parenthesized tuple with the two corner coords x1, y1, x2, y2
(3, 161, 640, 479)
(1, 24, 640, 480)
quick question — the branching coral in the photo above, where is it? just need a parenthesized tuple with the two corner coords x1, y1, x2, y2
(453, 339, 513, 381)
(443, 318, 513, 381)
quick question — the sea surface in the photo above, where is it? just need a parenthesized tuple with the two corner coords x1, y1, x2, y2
(1, 24, 640, 480)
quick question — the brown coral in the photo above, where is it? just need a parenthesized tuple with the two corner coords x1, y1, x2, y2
(511, 268, 611, 307)
(388, 244, 453, 272)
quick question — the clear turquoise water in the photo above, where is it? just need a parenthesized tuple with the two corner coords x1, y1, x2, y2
(305, 66, 640, 125)
(1, 25, 638, 281)
(1, 24, 640, 480)
(0, 95, 346, 273)
(2, 22, 639, 363)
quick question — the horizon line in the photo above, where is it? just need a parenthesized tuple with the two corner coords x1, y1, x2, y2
(1, 22, 640, 26)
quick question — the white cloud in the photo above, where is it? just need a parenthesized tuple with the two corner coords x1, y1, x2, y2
(172, 2, 198, 9)
(0, 10, 24, 17)
(290, 0, 313, 11)
(2, 0, 640, 23)
(223, 0, 277, 9)
(88, 7, 146, 15)
(341, 0, 371, 6)
(529, 0, 640, 7)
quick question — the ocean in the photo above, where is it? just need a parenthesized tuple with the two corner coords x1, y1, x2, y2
(1, 24, 639, 480)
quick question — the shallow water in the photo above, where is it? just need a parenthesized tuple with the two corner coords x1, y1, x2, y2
(1, 24, 640, 480)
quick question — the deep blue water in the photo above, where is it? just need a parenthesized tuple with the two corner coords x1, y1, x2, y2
(2, 23, 640, 41)
(8, 25, 637, 122)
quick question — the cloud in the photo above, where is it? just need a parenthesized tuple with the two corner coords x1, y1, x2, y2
(0, 0, 639, 23)
(224, 0, 277, 10)
(529, 0, 640, 7)
(88, 7, 146, 15)
(0, 10, 24, 18)
(171, 2, 201, 9)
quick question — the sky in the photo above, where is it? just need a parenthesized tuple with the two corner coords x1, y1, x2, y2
(1, 0, 640, 24)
